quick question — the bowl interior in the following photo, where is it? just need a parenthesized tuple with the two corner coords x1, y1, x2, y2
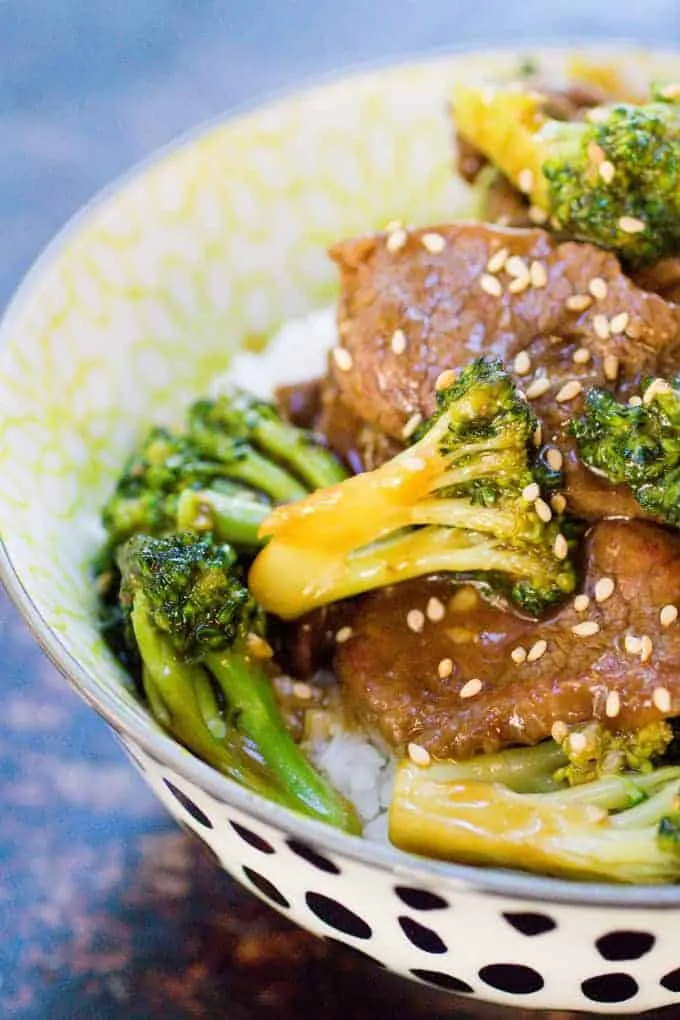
(3, 42, 680, 885)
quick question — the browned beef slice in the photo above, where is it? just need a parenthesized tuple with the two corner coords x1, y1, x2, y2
(633, 256, 680, 306)
(328, 224, 680, 518)
(335, 520, 680, 759)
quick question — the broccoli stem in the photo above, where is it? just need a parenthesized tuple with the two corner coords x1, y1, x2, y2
(205, 648, 361, 833)
(189, 422, 307, 502)
(389, 761, 680, 883)
(423, 741, 568, 794)
(177, 489, 269, 548)
(248, 415, 348, 490)
(131, 597, 289, 806)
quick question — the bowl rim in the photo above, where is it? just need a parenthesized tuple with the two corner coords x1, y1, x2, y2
(5, 36, 680, 909)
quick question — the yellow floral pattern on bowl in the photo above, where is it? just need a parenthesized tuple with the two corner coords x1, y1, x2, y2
(0, 44, 678, 721)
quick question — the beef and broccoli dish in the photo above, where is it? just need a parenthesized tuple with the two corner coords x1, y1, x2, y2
(96, 58, 680, 883)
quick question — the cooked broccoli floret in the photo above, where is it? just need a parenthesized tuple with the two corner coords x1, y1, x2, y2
(117, 531, 359, 832)
(389, 740, 680, 883)
(452, 83, 680, 265)
(554, 721, 675, 786)
(570, 378, 680, 526)
(249, 359, 577, 619)
(187, 388, 345, 503)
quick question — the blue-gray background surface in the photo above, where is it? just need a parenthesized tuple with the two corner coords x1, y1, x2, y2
(1, 3, 679, 1017)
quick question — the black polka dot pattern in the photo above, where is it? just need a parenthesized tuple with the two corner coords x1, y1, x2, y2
(229, 820, 275, 854)
(479, 963, 544, 995)
(163, 778, 213, 828)
(394, 886, 448, 911)
(503, 912, 556, 936)
(398, 916, 447, 955)
(411, 969, 474, 995)
(581, 972, 639, 1004)
(242, 866, 290, 909)
(305, 892, 372, 940)
(325, 938, 386, 968)
(661, 968, 680, 993)
(287, 839, 340, 874)
(595, 930, 655, 961)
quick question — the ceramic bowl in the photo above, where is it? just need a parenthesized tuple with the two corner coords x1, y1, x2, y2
(3, 44, 680, 1015)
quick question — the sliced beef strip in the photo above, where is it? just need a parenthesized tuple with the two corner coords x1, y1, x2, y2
(633, 256, 680, 306)
(328, 223, 680, 518)
(335, 519, 680, 759)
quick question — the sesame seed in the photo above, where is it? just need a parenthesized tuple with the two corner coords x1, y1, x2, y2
(551, 493, 567, 514)
(619, 215, 646, 234)
(449, 586, 478, 612)
(534, 497, 552, 522)
(625, 634, 642, 655)
(589, 277, 608, 300)
(640, 635, 653, 663)
(572, 620, 600, 637)
(605, 690, 621, 718)
(594, 577, 615, 603)
(332, 346, 353, 372)
(628, 395, 643, 407)
(408, 742, 432, 767)
(508, 274, 530, 294)
(486, 247, 509, 273)
(609, 312, 629, 335)
(546, 447, 563, 471)
(402, 412, 423, 439)
(511, 646, 527, 664)
(661, 604, 678, 628)
(530, 260, 548, 288)
(386, 227, 407, 252)
(533, 423, 543, 447)
(527, 638, 548, 662)
(246, 633, 274, 659)
(292, 681, 312, 700)
(526, 377, 551, 399)
(574, 594, 590, 613)
(435, 369, 457, 391)
(573, 346, 592, 364)
(422, 232, 446, 254)
(554, 533, 569, 560)
(593, 313, 610, 340)
(587, 141, 605, 164)
(426, 596, 446, 622)
(599, 160, 615, 184)
(528, 204, 548, 224)
(653, 686, 672, 713)
(566, 294, 593, 312)
(391, 328, 407, 355)
(555, 380, 583, 403)
(336, 626, 353, 644)
(480, 272, 503, 297)
(438, 657, 453, 678)
(518, 168, 534, 194)
(603, 354, 620, 381)
(513, 350, 532, 376)
(551, 720, 569, 743)
(506, 255, 529, 278)
(570, 731, 587, 752)
(407, 609, 425, 633)
(522, 482, 540, 502)
(460, 677, 483, 699)
(644, 378, 672, 404)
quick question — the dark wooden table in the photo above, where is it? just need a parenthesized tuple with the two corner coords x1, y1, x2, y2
(2, 3, 679, 1016)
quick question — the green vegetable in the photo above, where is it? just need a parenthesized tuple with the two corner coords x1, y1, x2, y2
(117, 531, 360, 833)
(250, 359, 577, 619)
(554, 720, 675, 787)
(570, 378, 680, 527)
(389, 740, 680, 883)
(452, 82, 680, 265)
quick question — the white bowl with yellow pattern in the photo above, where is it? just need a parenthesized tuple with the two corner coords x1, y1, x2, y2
(4, 44, 680, 1015)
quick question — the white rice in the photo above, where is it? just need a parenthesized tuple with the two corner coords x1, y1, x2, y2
(218, 305, 396, 835)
